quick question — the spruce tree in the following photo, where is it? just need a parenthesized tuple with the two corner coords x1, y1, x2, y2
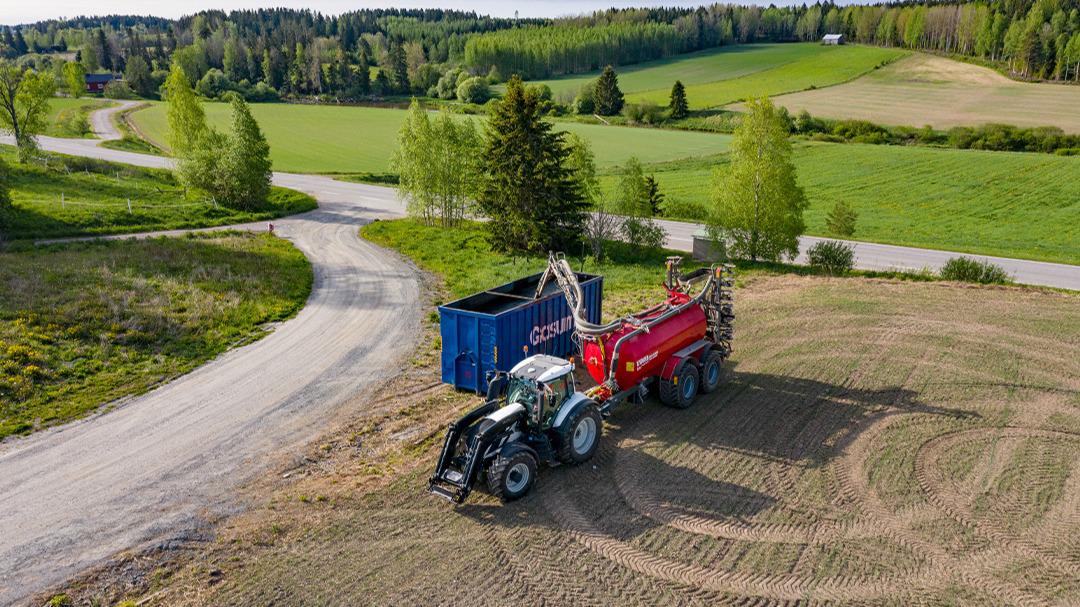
(478, 76, 586, 254)
(593, 65, 624, 116)
(388, 42, 409, 93)
(669, 80, 689, 119)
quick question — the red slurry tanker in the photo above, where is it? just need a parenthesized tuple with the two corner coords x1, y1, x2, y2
(430, 254, 734, 503)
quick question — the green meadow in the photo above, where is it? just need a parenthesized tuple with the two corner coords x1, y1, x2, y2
(129, 102, 732, 173)
(603, 141, 1080, 265)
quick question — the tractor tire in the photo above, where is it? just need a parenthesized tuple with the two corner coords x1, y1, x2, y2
(486, 449, 538, 502)
(700, 351, 725, 394)
(659, 363, 700, 409)
(555, 404, 602, 464)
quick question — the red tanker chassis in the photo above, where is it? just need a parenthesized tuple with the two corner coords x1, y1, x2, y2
(429, 254, 734, 503)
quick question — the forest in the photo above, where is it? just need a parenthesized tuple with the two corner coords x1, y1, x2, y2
(1, 1, 1077, 105)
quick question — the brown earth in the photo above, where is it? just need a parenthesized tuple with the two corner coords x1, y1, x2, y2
(51, 274, 1080, 606)
(754, 54, 1080, 133)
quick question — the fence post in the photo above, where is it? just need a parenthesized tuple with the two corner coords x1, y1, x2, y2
(127, 198, 132, 214)
(61, 192, 65, 208)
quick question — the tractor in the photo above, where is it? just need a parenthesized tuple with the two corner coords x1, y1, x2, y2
(429, 254, 734, 503)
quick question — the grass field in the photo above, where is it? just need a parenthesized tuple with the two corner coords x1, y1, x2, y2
(601, 141, 1080, 265)
(0, 145, 316, 240)
(92, 218, 1080, 606)
(128, 102, 732, 173)
(43, 97, 111, 138)
(523, 43, 837, 99)
(625, 44, 906, 109)
(0, 232, 312, 440)
(766, 54, 1080, 133)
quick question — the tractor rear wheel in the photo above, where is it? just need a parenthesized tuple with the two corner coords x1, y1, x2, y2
(556, 405, 602, 464)
(486, 449, 538, 501)
(700, 351, 724, 394)
(660, 363, 700, 409)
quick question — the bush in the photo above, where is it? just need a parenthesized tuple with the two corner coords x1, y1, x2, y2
(195, 69, 235, 99)
(526, 83, 552, 101)
(434, 67, 463, 99)
(825, 201, 857, 237)
(620, 216, 666, 250)
(573, 85, 595, 115)
(1054, 147, 1080, 156)
(939, 257, 1011, 284)
(103, 80, 135, 99)
(622, 101, 663, 125)
(456, 76, 490, 104)
(806, 240, 855, 275)
(245, 81, 279, 102)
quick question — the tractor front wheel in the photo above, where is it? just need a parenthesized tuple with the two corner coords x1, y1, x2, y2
(556, 404, 602, 464)
(486, 449, 538, 502)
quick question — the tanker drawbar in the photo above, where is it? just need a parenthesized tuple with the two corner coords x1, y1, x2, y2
(429, 255, 734, 504)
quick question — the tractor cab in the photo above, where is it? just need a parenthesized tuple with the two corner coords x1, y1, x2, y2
(507, 355, 576, 430)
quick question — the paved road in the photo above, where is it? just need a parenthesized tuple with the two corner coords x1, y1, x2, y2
(655, 219, 1080, 291)
(0, 132, 416, 603)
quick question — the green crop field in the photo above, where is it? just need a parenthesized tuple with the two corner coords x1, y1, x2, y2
(765, 54, 1080, 133)
(522, 43, 832, 99)
(628, 44, 907, 109)
(129, 102, 731, 173)
(0, 145, 316, 240)
(602, 141, 1080, 265)
(0, 232, 312, 439)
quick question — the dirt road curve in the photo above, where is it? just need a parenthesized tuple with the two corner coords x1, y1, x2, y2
(90, 99, 141, 141)
(0, 133, 419, 604)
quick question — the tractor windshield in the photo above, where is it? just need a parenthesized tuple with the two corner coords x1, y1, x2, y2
(506, 376, 538, 414)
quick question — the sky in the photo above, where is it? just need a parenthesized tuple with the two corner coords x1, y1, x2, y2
(5, 1, 808, 26)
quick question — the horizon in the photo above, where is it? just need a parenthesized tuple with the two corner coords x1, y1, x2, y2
(6, 0, 830, 27)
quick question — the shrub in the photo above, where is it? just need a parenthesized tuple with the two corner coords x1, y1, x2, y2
(824, 200, 857, 237)
(622, 101, 662, 125)
(456, 76, 489, 104)
(1054, 148, 1080, 156)
(806, 240, 855, 275)
(939, 257, 1011, 284)
(526, 83, 552, 102)
(573, 84, 595, 115)
(245, 81, 279, 102)
(832, 119, 888, 140)
(103, 80, 135, 99)
(620, 216, 666, 250)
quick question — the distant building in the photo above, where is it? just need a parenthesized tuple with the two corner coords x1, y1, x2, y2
(85, 73, 118, 93)
(822, 34, 843, 45)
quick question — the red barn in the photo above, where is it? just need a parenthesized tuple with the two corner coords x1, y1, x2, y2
(85, 73, 117, 93)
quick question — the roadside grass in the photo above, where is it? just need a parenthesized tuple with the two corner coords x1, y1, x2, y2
(518, 43, 834, 99)
(128, 101, 731, 173)
(44, 98, 112, 139)
(0, 145, 316, 240)
(101, 102, 166, 155)
(601, 141, 1080, 265)
(627, 45, 907, 109)
(766, 54, 1080, 133)
(0, 232, 313, 440)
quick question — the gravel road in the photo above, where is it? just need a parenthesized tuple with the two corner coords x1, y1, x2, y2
(0, 132, 418, 604)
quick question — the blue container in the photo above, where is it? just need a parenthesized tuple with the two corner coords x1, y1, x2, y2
(439, 271, 603, 393)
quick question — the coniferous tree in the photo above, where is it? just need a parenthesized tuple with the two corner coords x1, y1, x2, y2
(669, 80, 689, 119)
(593, 65, 624, 116)
(645, 175, 665, 215)
(478, 76, 585, 254)
(387, 42, 409, 93)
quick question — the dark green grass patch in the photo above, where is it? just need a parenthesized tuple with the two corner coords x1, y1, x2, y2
(0, 145, 316, 240)
(0, 232, 313, 439)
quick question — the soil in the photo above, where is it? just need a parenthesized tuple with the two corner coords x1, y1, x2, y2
(48, 274, 1080, 606)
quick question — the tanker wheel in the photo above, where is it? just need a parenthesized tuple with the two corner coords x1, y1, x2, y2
(556, 404, 602, 464)
(486, 449, 538, 502)
(700, 351, 725, 394)
(660, 363, 700, 409)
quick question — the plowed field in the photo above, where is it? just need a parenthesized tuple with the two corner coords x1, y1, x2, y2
(83, 275, 1080, 607)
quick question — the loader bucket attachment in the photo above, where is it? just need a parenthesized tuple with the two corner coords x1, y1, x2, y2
(428, 400, 525, 503)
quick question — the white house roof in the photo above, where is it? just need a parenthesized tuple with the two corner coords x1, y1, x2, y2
(823, 34, 843, 41)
